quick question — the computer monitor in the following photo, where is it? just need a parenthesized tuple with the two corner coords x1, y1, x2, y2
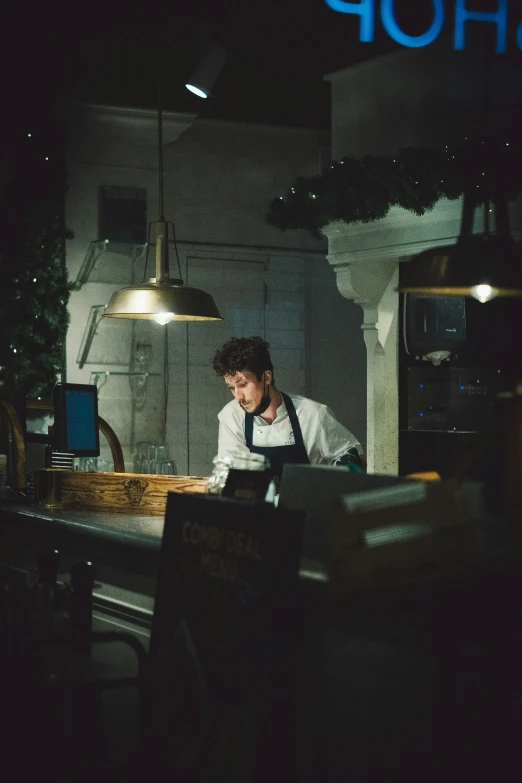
(53, 383, 100, 457)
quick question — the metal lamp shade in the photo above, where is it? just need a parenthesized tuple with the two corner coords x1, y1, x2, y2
(185, 42, 227, 99)
(400, 235, 522, 298)
(104, 278, 222, 321)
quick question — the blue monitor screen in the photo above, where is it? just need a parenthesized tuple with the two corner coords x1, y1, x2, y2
(65, 389, 98, 452)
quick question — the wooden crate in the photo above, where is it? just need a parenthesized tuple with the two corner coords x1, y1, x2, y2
(328, 479, 478, 595)
(60, 471, 208, 516)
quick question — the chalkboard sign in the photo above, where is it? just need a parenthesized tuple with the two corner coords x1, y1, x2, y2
(221, 467, 274, 503)
(149, 493, 304, 701)
(145, 494, 305, 778)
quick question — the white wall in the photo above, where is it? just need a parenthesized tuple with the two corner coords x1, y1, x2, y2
(326, 39, 522, 159)
(64, 104, 365, 475)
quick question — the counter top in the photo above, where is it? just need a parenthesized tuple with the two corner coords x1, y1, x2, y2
(0, 499, 327, 591)
(4, 497, 519, 604)
(0, 500, 165, 549)
(0, 499, 166, 586)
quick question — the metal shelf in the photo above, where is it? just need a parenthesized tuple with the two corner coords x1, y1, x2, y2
(77, 304, 106, 369)
(89, 370, 161, 394)
(89, 371, 161, 377)
(77, 306, 153, 370)
(75, 240, 147, 286)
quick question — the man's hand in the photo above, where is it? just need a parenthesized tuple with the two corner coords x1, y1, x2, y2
(332, 447, 366, 472)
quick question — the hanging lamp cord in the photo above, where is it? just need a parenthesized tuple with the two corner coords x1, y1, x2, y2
(157, 49, 165, 221)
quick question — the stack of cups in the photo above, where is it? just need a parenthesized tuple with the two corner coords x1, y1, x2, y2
(76, 458, 111, 472)
(133, 442, 174, 475)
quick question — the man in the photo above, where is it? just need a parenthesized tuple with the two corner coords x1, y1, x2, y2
(212, 336, 364, 478)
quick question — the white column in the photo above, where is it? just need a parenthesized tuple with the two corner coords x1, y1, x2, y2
(322, 195, 522, 475)
(329, 258, 399, 475)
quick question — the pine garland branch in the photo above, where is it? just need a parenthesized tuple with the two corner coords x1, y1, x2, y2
(266, 136, 522, 239)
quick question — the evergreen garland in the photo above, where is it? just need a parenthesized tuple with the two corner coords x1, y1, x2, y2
(266, 136, 522, 239)
(0, 106, 74, 399)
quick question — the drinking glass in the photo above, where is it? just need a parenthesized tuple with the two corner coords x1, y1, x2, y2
(137, 441, 153, 460)
(155, 444, 169, 463)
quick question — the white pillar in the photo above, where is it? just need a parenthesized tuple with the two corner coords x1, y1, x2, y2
(331, 258, 399, 475)
(322, 203, 469, 476)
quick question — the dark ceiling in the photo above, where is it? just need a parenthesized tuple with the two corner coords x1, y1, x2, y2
(4, 0, 518, 129)
(3, 0, 399, 128)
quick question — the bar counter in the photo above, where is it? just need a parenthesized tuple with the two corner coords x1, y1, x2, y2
(3, 498, 522, 779)
(0, 499, 165, 598)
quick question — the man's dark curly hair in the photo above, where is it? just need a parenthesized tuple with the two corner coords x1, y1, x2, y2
(212, 336, 275, 383)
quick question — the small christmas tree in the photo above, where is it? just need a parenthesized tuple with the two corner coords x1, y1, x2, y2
(0, 102, 73, 399)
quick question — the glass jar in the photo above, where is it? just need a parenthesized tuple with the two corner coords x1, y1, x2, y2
(206, 453, 270, 495)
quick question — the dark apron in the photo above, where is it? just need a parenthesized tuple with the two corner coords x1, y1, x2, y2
(244, 392, 310, 478)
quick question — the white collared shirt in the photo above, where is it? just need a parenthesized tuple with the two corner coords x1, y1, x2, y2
(217, 393, 362, 464)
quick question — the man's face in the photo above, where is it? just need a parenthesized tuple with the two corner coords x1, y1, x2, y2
(223, 370, 269, 413)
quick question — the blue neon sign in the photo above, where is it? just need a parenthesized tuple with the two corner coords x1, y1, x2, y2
(324, 0, 518, 54)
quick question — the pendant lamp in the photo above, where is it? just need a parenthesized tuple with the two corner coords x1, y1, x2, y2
(104, 69, 222, 324)
(399, 186, 522, 303)
(400, 132, 522, 304)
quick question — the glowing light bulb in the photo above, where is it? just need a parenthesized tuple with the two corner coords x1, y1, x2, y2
(154, 312, 174, 325)
(470, 284, 499, 304)
(185, 84, 208, 98)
